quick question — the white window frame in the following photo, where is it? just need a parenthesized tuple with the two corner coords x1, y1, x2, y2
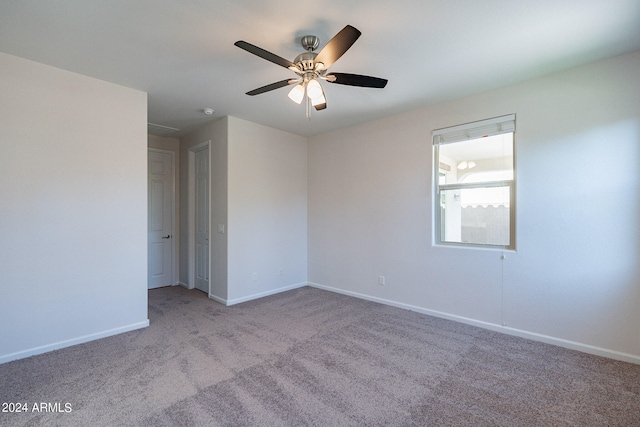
(433, 114, 516, 250)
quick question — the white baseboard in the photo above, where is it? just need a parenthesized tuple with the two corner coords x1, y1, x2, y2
(0, 320, 149, 365)
(213, 282, 308, 306)
(307, 282, 640, 365)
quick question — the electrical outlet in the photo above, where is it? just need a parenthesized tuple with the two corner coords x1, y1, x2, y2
(378, 275, 385, 286)
(252, 272, 257, 281)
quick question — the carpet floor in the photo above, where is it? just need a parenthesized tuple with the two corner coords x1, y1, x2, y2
(1, 285, 639, 426)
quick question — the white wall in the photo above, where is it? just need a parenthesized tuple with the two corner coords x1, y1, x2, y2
(149, 134, 180, 153)
(0, 53, 149, 363)
(227, 116, 308, 304)
(308, 50, 640, 362)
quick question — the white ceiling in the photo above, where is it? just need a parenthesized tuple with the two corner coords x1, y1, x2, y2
(1, 0, 639, 138)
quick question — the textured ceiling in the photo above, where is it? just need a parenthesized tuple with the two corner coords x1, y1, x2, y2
(1, 0, 639, 137)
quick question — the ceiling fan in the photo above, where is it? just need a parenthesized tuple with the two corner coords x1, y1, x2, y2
(234, 25, 388, 116)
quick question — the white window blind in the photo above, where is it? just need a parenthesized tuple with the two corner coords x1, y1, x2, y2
(433, 114, 515, 145)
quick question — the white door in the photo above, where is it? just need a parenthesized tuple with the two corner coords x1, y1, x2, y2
(194, 146, 210, 293)
(148, 149, 175, 289)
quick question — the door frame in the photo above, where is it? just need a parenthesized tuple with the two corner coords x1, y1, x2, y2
(188, 140, 211, 293)
(148, 147, 178, 288)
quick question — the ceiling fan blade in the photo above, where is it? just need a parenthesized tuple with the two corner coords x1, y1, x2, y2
(326, 72, 388, 88)
(246, 79, 297, 96)
(313, 101, 327, 111)
(314, 25, 361, 70)
(234, 40, 297, 70)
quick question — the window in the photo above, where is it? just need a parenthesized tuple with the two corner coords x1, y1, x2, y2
(433, 114, 515, 249)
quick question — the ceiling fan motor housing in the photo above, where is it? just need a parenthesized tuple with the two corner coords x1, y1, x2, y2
(293, 51, 318, 72)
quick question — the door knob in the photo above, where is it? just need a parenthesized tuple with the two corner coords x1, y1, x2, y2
(162, 235, 171, 239)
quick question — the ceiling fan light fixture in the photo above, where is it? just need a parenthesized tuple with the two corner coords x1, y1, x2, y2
(311, 91, 326, 106)
(306, 78, 323, 99)
(287, 83, 305, 104)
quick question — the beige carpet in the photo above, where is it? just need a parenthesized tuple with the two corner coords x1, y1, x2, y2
(1, 286, 639, 426)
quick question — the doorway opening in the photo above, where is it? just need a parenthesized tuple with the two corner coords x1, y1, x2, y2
(188, 141, 211, 294)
